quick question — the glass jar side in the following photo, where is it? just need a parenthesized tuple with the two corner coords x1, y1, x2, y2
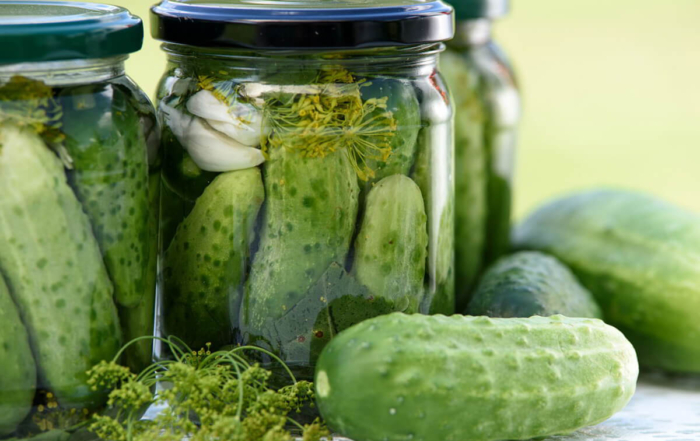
(154, 46, 455, 378)
(442, 19, 520, 311)
(0, 57, 159, 438)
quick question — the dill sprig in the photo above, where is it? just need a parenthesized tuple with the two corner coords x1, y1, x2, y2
(0, 75, 65, 146)
(261, 67, 397, 181)
(86, 337, 328, 441)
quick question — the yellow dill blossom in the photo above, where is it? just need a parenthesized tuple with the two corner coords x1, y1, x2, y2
(261, 67, 397, 181)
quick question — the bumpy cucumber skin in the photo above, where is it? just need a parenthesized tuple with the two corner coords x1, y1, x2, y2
(164, 168, 264, 351)
(360, 78, 421, 193)
(353, 175, 428, 313)
(316, 313, 638, 441)
(119, 172, 161, 373)
(514, 189, 700, 373)
(0, 125, 121, 408)
(61, 85, 151, 308)
(468, 251, 602, 319)
(242, 147, 359, 334)
(440, 51, 488, 309)
(0, 274, 36, 437)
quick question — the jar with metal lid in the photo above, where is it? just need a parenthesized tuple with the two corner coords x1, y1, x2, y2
(151, 0, 455, 379)
(0, 2, 159, 436)
(441, 0, 520, 310)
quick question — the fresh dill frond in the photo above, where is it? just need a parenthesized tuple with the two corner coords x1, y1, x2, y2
(261, 67, 397, 181)
(0, 76, 64, 146)
(86, 336, 327, 441)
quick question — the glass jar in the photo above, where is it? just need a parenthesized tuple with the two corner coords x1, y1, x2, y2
(441, 0, 520, 310)
(0, 3, 158, 437)
(151, 0, 455, 380)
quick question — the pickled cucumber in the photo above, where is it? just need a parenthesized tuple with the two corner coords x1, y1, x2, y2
(164, 168, 264, 350)
(0, 275, 36, 437)
(353, 174, 428, 313)
(118, 172, 161, 372)
(242, 147, 359, 336)
(60, 85, 151, 308)
(440, 50, 488, 307)
(412, 122, 455, 314)
(0, 124, 121, 408)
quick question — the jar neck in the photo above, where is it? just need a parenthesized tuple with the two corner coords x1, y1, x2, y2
(448, 20, 493, 49)
(162, 44, 442, 78)
(0, 56, 127, 86)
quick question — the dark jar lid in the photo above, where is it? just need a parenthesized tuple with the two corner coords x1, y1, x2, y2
(0, 1, 144, 65)
(449, 0, 509, 21)
(150, 0, 455, 51)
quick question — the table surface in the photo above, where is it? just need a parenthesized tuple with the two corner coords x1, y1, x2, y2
(332, 374, 700, 441)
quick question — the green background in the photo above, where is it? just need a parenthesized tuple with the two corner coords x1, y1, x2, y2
(86, 0, 700, 217)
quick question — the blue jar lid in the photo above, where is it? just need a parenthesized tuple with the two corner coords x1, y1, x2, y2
(151, 0, 455, 50)
(0, 1, 143, 65)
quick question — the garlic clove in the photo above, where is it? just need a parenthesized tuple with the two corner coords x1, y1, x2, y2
(186, 89, 264, 147)
(183, 116, 265, 172)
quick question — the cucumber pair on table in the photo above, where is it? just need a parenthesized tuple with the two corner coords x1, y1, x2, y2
(466, 189, 700, 374)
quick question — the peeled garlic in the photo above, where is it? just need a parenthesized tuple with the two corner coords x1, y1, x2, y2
(161, 103, 265, 172)
(186, 90, 263, 147)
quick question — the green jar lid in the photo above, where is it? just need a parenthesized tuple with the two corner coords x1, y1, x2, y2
(0, 1, 143, 65)
(449, 0, 508, 20)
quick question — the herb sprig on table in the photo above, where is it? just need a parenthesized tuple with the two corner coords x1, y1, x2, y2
(86, 337, 328, 441)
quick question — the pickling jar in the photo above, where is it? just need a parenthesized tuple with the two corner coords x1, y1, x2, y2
(0, 2, 159, 437)
(441, 0, 521, 310)
(151, 0, 456, 379)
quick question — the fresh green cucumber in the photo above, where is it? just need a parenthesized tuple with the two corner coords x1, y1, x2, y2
(242, 147, 359, 336)
(514, 189, 700, 373)
(360, 78, 421, 193)
(440, 51, 488, 308)
(0, 274, 36, 437)
(353, 174, 428, 313)
(163, 168, 264, 351)
(118, 172, 161, 373)
(316, 313, 638, 441)
(60, 84, 151, 308)
(0, 124, 121, 409)
(468, 251, 602, 318)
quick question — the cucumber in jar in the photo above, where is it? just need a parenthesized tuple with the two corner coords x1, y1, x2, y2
(0, 274, 36, 437)
(163, 168, 264, 351)
(59, 84, 151, 308)
(242, 146, 359, 335)
(0, 123, 121, 409)
(412, 73, 455, 315)
(352, 174, 428, 313)
(241, 68, 406, 353)
(439, 50, 488, 307)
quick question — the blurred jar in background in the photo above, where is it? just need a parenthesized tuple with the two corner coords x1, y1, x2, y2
(441, 0, 521, 311)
